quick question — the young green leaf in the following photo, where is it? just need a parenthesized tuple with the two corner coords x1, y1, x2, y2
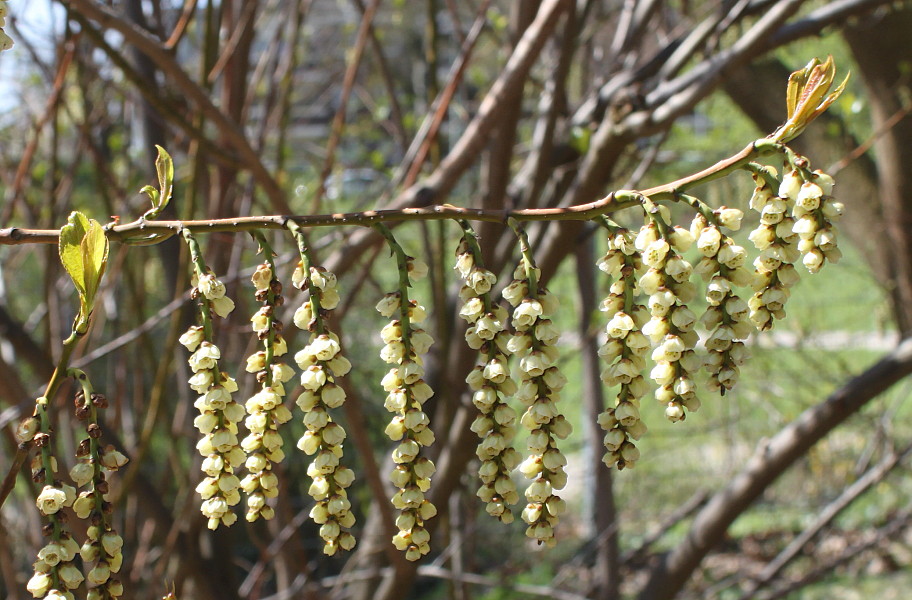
(155, 145, 173, 212)
(59, 211, 90, 300)
(141, 145, 174, 220)
(58, 211, 109, 333)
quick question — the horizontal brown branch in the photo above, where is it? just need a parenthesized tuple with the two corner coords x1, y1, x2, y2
(0, 138, 778, 247)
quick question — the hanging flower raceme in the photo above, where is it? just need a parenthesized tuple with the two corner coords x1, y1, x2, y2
(68, 373, 126, 599)
(635, 212, 702, 423)
(241, 241, 294, 523)
(374, 225, 437, 561)
(289, 224, 356, 556)
(689, 208, 753, 393)
(23, 396, 80, 600)
(455, 225, 521, 523)
(784, 165, 843, 273)
(505, 220, 570, 547)
(0, 1, 13, 52)
(595, 221, 650, 469)
(181, 231, 244, 530)
(746, 167, 802, 331)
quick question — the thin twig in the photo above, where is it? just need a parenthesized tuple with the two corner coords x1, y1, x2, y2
(0, 135, 779, 246)
(734, 442, 912, 600)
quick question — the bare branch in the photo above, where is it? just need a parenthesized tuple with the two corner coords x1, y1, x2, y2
(638, 337, 912, 600)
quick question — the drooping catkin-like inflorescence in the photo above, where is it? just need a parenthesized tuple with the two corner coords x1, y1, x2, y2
(375, 224, 437, 561)
(455, 223, 521, 522)
(785, 166, 843, 273)
(23, 397, 80, 600)
(241, 237, 294, 522)
(635, 210, 702, 423)
(689, 207, 753, 394)
(0, 1, 13, 52)
(747, 166, 802, 331)
(290, 225, 356, 556)
(181, 231, 244, 530)
(595, 220, 650, 469)
(506, 221, 570, 547)
(68, 373, 127, 599)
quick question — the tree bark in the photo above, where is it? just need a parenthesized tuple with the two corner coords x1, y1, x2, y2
(843, 6, 912, 334)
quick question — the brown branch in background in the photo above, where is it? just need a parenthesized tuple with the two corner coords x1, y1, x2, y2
(311, 0, 382, 214)
(637, 337, 912, 600)
(575, 239, 621, 600)
(828, 101, 912, 174)
(1, 36, 76, 225)
(351, 0, 408, 150)
(759, 509, 912, 600)
(396, 0, 489, 190)
(62, 0, 290, 212)
(164, 0, 198, 49)
(206, 0, 258, 84)
(69, 11, 244, 171)
(621, 489, 710, 566)
(734, 442, 912, 600)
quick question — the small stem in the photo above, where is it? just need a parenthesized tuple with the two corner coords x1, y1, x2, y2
(373, 223, 414, 358)
(677, 193, 719, 226)
(287, 221, 326, 336)
(252, 231, 278, 387)
(458, 220, 493, 314)
(507, 219, 538, 299)
(181, 229, 215, 342)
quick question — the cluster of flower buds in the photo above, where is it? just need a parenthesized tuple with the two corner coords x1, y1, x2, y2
(635, 216, 702, 422)
(27, 532, 82, 600)
(691, 210, 753, 393)
(241, 261, 293, 522)
(0, 2, 13, 52)
(17, 397, 82, 599)
(28, 478, 81, 599)
(504, 257, 570, 547)
(595, 224, 649, 469)
(747, 167, 802, 330)
(377, 256, 438, 561)
(182, 270, 244, 530)
(68, 385, 127, 598)
(455, 235, 521, 522)
(781, 166, 843, 273)
(292, 261, 356, 555)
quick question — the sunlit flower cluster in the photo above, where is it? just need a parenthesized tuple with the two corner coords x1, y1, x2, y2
(455, 236, 521, 522)
(182, 270, 244, 530)
(377, 257, 438, 561)
(747, 168, 802, 330)
(292, 261, 356, 556)
(783, 167, 843, 273)
(0, 1, 13, 52)
(595, 225, 649, 469)
(27, 533, 81, 600)
(28, 484, 80, 600)
(635, 218, 702, 422)
(240, 262, 293, 522)
(690, 212, 753, 393)
(504, 257, 570, 547)
(69, 388, 126, 599)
